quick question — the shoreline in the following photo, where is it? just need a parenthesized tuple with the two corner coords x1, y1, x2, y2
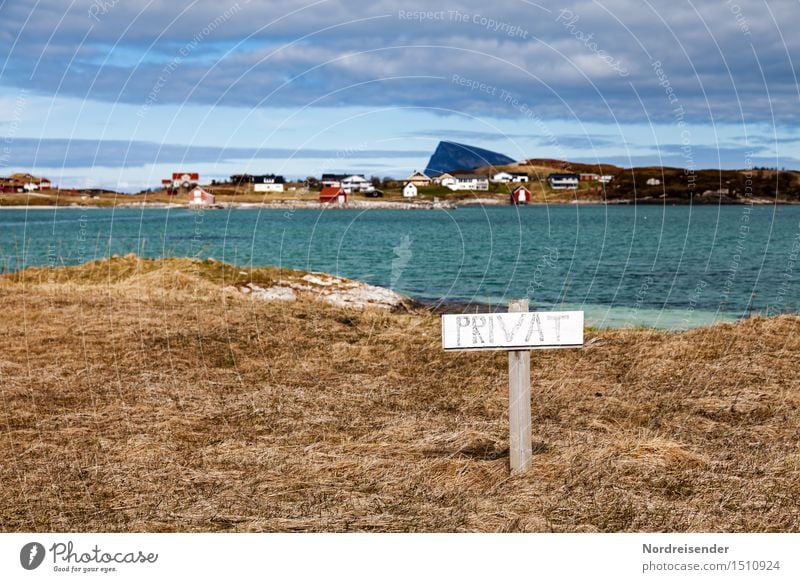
(0, 196, 794, 210)
(0, 255, 783, 330)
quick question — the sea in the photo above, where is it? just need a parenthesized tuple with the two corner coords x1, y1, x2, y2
(1, 204, 798, 329)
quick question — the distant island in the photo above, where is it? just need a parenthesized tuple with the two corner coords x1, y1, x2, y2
(2, 141, 799, 208)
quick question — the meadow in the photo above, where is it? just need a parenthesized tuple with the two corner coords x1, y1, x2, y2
(1, 256, 798, 532)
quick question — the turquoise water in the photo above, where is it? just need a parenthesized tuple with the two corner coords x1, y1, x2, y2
(1, 205, 798, 329)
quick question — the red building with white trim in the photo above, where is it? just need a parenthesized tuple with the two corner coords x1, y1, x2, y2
(319, 186, 347, 205)
(172, 172, 200, 188)
(511, 185, 531, 204)
(188, 186, 216, 207)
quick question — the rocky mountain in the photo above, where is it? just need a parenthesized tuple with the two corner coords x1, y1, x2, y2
(423, 141, 515, 176)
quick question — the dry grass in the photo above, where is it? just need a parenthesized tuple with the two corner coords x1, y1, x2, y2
(1, 257, 798, 532)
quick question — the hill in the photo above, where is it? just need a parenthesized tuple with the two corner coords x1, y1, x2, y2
(520, 158, 623, 175)
(1, 256, 798, 532)
(424, 141, 515, 176)
(466, 159, 800, 203)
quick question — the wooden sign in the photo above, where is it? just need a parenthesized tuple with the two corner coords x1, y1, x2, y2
(442, 302, 584, 473)
(441, 310, 583, 351)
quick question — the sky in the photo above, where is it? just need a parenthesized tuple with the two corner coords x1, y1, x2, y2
(1, 0, 799, 191)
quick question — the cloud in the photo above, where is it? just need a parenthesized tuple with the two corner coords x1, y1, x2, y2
(573, 148, 800, 170)
(1, 138, 428, 168)
(403, 129, 530, 142)
(0, 0, 799, 126)
(403, 129, 622, 149)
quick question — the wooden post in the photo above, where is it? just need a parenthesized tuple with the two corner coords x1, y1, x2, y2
(507, 299, 532, 473)
(441, 305, 583, 474)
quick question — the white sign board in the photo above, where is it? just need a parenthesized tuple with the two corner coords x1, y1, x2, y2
(441, 311, 584, 351)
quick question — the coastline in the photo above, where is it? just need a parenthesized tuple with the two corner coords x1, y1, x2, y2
(0, 196, 793, 210)
(0, 254, 775, 330)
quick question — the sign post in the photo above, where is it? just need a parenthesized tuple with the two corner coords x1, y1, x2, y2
(507, 299, 533, 472)
(441, 302, 584, 473)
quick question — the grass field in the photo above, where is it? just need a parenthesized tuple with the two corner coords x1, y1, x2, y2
(1, 256, 798, 532)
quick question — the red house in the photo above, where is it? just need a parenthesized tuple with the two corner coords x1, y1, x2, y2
(188, 186, 216, 207)
(319, 186, 347, 205)
(511, 185, 531, 205)
(172, 172, 199, 188)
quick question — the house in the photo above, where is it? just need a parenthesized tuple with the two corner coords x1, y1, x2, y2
(188, 186, 216, 207)
(433, 173, 456, 188)
(320, 173, 372, 191)
(0, 179, 23, 193)
(510, 185, 531, 204)
(646, 178, 661, 186)
(599, 175, 614, 184)
(493, 172, 529, 183)
(6, 173, 51, 192)
(172, 172, 199, 188)
(320, 173, 347, 188)
(407, 171, 431, 187)
(547, 173, 579, 189)
(580, 173, 600, 182)
(449, 174, 489, 191)
(340, 175, 373, 193)
(0, 174, 27, 192)
(403, 182, 418, 198)
(253, 175, 285, 192)
(319, 186, 347, 205)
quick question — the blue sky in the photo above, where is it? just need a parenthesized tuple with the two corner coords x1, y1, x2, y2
(1, 0, 799, 191)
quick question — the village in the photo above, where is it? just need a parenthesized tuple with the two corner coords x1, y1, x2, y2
(2, 158, 794, 208)
(170, 168, 617, 207)
(0, 167, 617, 208)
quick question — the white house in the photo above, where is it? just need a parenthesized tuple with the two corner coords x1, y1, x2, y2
(341, 175, 374, 193)
(599, 175, 614, 184)
(253, 175, 285, 192)
(492, 172, 528, 183)
(449, 174, 489, 191)
(434, 173, 456, 188)
(547, 173, 579, 190)
(646, 178, 661, 186)
(403, 182, 418, 198)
